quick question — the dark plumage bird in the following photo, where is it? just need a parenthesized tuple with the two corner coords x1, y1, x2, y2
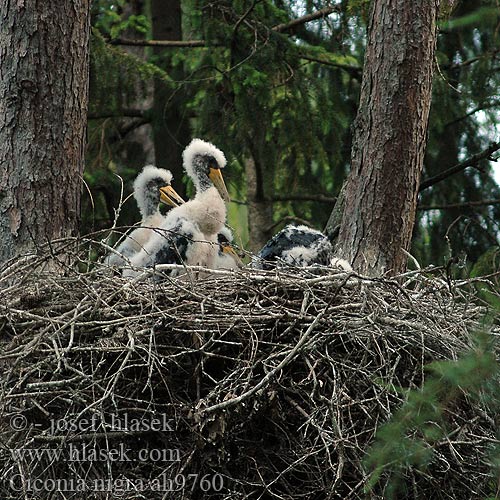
(253, 224, 352, 271)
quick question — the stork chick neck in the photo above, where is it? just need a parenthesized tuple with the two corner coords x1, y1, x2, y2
(183, 187, 226, 236)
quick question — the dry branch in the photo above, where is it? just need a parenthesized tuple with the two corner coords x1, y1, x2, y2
(419, 142, 500, 191)
(0, 239, 498, 499)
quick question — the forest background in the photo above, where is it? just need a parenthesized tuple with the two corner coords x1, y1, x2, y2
(0, 2, 499, 497)
(87, 0, 500, 274)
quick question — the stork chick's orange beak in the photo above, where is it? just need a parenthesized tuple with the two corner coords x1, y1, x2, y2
(209, 168, 230, 203)
(222, 243, 244, 267)
(159, 185, 185, 207)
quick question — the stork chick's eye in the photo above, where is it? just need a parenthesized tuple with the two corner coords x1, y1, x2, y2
(202, 156, 218, 172)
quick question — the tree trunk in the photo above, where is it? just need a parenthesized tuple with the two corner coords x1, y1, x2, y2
(335, 0, 440, 275)
(0, 1, 90, 264)
(119, 0, 155, 167)
(151, 0, 189, 198)
(245, 156, 274, 253)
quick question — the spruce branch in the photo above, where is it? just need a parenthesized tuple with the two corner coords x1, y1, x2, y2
(88, 109, 146, 119)
(109, 5, 342, 48)
(108, 38, 207, 47)
(419, 142, 500, 191)
(418, 199, 500, 211)
(272, 5, 341, 33)
(272, 194, 337, 204)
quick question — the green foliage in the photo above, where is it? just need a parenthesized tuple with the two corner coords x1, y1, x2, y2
(364, 331, 499, 499)
(441, 6, 500, 30)
(177, 1, 362, 235)
(89, 29, 171, 116)
(85, 0, 500, 262)
(92, 0, 150, 37)
(471, 247, 500, 311)
(414, 0, 500, 268)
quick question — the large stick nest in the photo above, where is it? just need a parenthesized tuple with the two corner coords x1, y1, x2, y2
(0, 246, 498, 499)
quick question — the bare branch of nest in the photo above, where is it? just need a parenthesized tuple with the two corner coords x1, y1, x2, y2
(0, 238, 498, 499)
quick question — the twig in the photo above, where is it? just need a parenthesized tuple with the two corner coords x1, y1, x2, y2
(198, 311, 327, 414)
(418, 198, 500, 210)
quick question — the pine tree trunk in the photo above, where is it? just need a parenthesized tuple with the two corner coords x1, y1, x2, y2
(0, 1, 90, 264)
(151, 0, 189, 199)
(335, 0, 440, 275)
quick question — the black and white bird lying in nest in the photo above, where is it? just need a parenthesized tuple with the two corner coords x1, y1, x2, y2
(252, 224, 352, 272)
(123, 139, 231, 278)
(105, 165, 184, 267)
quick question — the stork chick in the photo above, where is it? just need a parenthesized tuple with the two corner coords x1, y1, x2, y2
(215, 227, 244, 270)
(124, 139, 230, 278)
(106, 165, 184, 267)
(252, 224, 334, 270)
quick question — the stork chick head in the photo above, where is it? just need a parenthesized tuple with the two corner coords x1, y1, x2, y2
(134, 165, 184, 219)
(217, 226, 244, 267)
(182, 138, 230, 202)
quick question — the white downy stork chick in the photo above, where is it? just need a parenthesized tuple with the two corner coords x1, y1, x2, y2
(215, 227, 244, 270)
(252, 224, 334, 270)
(105, 165, 184, 267)
(124, 139, 230, 278)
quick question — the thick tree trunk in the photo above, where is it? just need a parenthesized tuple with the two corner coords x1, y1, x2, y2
(335, 0, 440, 275)
(0, 1, 90, 264)
(151, 0, 189, 198)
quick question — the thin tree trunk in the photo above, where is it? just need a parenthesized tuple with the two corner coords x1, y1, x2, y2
(151, 0, 189, 198)
(245, 156, 274, 252)
(119, 0, 154, 167)
(335, 0, 440, 275)
(0, 1, 90, 264)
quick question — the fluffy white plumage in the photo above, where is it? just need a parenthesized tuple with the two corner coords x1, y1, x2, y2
(183, 138, 227, 192)
(133, 165, 173, 219)
(106, 166, 175, 267)
(329, 257, 353, 272)
(123, 139, 229, 278)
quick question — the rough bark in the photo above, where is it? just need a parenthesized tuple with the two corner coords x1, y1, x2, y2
(151, 0, 189, 198)
(245, 157, 274, 253)
(0, 0, 90, 264)
(335, 0, 440, 275)
(324, 180, 346, 242)
(118, 0, 154, 167)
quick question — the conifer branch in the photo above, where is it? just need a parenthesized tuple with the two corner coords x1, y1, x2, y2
(272, 5, 342, 33)
(108, 38, 206, 47)
(233, 194, 339, 205)
(109, 5, 342, 48)
(272, 194, 337, 204)
(444, 47, 500, 70)
(88, 109, 146, 119)
(418, 199, 500, 211)
(444, 101, 500, 128)
(419, 142, 500, 191)
(298, 54, 362, 77)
